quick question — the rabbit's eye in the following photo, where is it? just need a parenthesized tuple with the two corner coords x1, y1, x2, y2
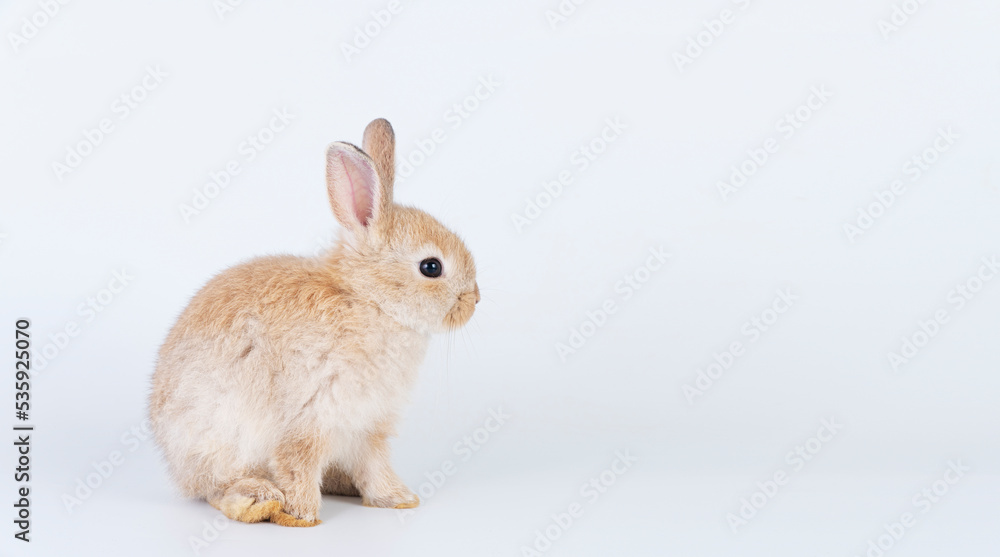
(419, 258, 443, 278)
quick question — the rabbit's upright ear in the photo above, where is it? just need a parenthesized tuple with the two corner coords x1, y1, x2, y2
(363, 118, 395, 215)
(326, 142, 383, 233)
(363, 119, 395, 189)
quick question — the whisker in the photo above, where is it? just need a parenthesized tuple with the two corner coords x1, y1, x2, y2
(462, 326, 477, 358)
(477, 288, 509, 295)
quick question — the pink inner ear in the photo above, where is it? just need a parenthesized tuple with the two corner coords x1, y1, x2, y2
(340, 153, 373, 224)
(327, 144, 379, 228)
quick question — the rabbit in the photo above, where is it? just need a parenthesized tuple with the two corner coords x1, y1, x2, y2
(149, 118, 479, 527)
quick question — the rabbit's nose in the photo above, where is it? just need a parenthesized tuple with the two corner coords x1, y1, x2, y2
(474, 283, 481, 304)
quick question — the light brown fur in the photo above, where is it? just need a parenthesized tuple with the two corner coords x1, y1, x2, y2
(149, 119, 477, 527)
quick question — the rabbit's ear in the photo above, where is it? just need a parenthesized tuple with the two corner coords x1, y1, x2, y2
(326, 142, 383, 232)
(363, 118, 395, 203)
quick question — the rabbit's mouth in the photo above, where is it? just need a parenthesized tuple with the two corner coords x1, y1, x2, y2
(443, 284, 479, 329)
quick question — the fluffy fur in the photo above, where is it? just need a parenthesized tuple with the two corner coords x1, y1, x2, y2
(149, 119, 478, 527)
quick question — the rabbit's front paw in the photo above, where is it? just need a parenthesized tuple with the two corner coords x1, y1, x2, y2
(280, 490, 321, 524)
(271, 509, 322, 528)
(362, 487, 420, 509)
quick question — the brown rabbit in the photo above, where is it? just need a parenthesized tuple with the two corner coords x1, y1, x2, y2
(149, 119, 479, 527)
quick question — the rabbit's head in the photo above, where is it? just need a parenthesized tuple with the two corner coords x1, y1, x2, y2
(325, 119, 479, 334)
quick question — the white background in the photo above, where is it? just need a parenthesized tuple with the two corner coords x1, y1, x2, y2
(1, 1, 999, 556)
